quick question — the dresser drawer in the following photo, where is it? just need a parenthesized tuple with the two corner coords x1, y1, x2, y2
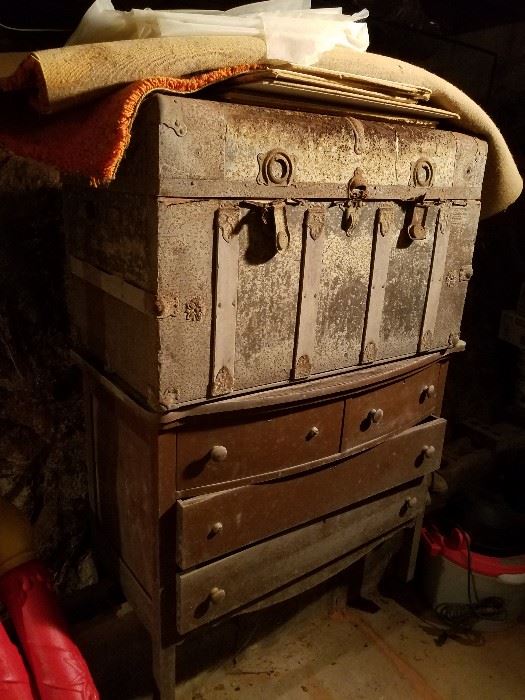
(176, 480, 426, 633)
(176, 417, 445, 569)
(342, 363, 442, 450)
(176, 400, 344, 491)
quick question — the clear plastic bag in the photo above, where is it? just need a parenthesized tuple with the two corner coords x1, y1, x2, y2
(67, 0, 369, 66)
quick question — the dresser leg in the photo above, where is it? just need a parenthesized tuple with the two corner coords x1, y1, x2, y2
(152, 637, 177, 699)
(397, 512, 424, 583)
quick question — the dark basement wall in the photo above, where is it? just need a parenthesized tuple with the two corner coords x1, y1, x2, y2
(0, 157, 96, 591)
(0, 3, 523, 590)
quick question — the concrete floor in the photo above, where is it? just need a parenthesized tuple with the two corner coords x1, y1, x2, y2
(73, 580, 525, 700)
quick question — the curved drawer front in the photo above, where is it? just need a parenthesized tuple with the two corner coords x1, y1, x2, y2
(176, 417, 445, 569)
(176, 400, 344, 491)
(176, 480, 426, 634)
(342, 362, 442, 449)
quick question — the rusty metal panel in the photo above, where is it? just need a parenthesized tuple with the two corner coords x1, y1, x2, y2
(431, 201, 481, 349)
(453, 133, 488, 190)
(378, 204, 437, 360)
(156, 199, 215, 408)
(312, 203, 373, 374)
(233, 203, 303, 391)
(109, 96, 485, 199)
(392, 125, 457, 188)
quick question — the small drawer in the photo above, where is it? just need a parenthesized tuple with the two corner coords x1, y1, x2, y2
(176, 480, 427, 633)
(176, 417, 445, 569)
(176, 400, 344, 491)
(342, 363, 442, 450)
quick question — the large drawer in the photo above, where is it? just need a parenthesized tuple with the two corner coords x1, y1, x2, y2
(176, 400, 344, 491)
(176, 418, 445, 569)
(176, 480, 426, 633)
(342, 362, 442, 449)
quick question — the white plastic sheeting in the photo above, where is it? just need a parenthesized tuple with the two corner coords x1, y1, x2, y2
(67, 0, 369, 66)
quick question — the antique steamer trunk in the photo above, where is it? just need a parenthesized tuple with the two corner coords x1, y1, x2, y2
(65, 95, 487, 411)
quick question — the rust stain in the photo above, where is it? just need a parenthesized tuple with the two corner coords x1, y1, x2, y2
(155, 294, 179, 317)
(212, 366, 233, 395)
(184, 297, 204, 321)
(420, 329, 433, 351)
(330, 609, 443, 700)
(445, 270, 458, 288)
(295, 354, 312, 378)
(362, 341, 377, 363)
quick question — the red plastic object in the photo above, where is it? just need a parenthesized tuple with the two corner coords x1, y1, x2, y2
(422, 525, 525, 577)
(0, 620, 35, 699)
(0, 560, 99, 700)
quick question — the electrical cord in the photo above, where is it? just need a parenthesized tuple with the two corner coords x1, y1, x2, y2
(432, 531, 507, 646)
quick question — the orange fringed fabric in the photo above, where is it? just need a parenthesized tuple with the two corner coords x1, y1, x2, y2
(0, 64, 259, 185)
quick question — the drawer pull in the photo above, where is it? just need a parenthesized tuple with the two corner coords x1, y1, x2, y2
(369, 408, 384, 424)
(405, 496, 418, 509)
(306, 426, 320, 440)
(209, 445, 228, 462)
(210, 587, 226, 604)
(210, 522, 223, 536)
(422, 444, 436, 459)
(423, 384, 436, 399)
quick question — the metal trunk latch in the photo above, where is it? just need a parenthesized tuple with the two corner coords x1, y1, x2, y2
(305, 205, 325, 241)
(342, 201, 362, 236)
(262, 202, 290, 253)
(407, 203, 429, 241)
(347, 167, 367, 200)
(216, 205, 240, 242)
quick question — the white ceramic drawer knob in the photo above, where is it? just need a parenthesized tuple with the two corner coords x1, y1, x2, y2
(210, 586, 226, 604)
(405, 496, 418, 509)
(423, 445, 436, 459)
(210, 522, 223, 536)
(210, 445, 228, 462)
(307, 426, 320, 439)
(424, 384, 436, 399)
(369, 408, 384, 424)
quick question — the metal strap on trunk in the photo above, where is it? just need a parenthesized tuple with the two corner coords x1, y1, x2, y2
(210, 205, 241, 396)
(418, 205, 451, 352)
(360, 206, 393, 364)
(292, 205, 326, 379)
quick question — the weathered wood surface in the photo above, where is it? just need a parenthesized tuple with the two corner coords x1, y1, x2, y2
(176, 418, 446, 568)
(176, 480, 426, 633)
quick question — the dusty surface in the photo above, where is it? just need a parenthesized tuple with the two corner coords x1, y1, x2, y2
(75, 583, 525, 700)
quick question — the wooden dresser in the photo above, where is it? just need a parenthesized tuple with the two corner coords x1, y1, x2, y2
(64, 95, 487, 696)
(81, 350, 452, 697)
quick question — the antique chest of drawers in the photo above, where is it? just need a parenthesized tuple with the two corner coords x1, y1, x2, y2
(65, 96, 486, 696)
(81, 350, 452, 696)
(65, 95, 486, 412)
